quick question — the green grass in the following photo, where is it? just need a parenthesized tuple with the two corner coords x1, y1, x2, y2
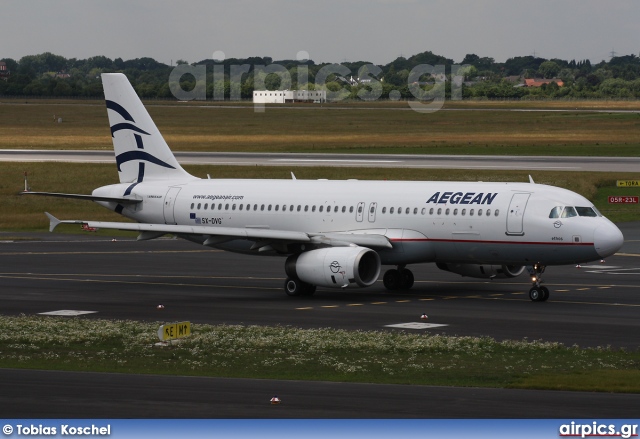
(1, 316, 638, 392)
(2, 162, 640, 231)
(2, 100, 640, 155)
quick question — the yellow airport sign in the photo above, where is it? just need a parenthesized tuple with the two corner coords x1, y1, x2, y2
(157, 321, 191, 341)
(617, 180, 640, 187)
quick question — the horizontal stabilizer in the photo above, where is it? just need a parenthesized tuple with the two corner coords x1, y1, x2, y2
(23, 191, 141, 204)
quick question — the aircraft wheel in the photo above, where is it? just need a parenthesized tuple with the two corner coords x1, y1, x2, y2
(399, 269, 415, 290)
(529, 287, 543, 302)
(383, 269, 401, 290)
(540, 286, 550, 302)
(285, 278, 304, 296)
(301, 283, 317, 296)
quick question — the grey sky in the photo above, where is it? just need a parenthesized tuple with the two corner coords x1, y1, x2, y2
(4, 0, 639, 65)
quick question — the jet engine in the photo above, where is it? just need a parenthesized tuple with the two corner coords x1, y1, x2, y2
(285, 246, 381, 288)
(436, 263, 525, 279)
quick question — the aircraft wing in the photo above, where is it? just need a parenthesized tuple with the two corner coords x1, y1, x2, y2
(45, 213, 392, 249)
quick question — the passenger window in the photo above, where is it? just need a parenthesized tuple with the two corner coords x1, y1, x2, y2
(350, 206, 354, 213)
(486, 209, 490, 216)
(335, 206, 339, 213)
(398, 207, 402, 214)
(437, 208, 442, 215)
(445, 208, 450, 215)
(305, 205, 309, 212)
(261, 204, 265, 211)
(342, 206, 346, 213)
(190, 203, 194, 209)
(390, 207, 395, 214)
(232, 204, 236, 210)
(212, 204, 216, 211)
(370, 206, 375, 213)
(297, 205, 301, 212)
(218, 204, 222, 210)
(405, 207, 410, 214)
(197, 203, 201, 210)
(494, 209, 499, 216)
(204, 203, 208, 210)
(290, 205, 294, 212)
(421, 208, 426, 215)
(239, 204, 243, 211)
(358, 205, 363, 213)
(562, 206, 578, 218)
(268, 205, 272, 211)
(462, 209, 466, 216)
(225, 203, 229, 210)
(453, 208, 458, 215)
(470, 209, 474, 216)
(549, 206, 562, 218)
(312, 206, 316, 212)
(254, 204, 258, 211)
(478, 209, 483, 216)
(382, 207, 387, 214)
(275, 205, 279, 211)
(413, 208, 418, 215)
(429, 208, 434, 215)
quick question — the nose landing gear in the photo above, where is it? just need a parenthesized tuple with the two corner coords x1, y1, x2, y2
(528, 264, 549, 302)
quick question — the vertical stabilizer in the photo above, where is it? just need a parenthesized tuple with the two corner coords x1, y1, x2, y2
(101, 73, 195, 183)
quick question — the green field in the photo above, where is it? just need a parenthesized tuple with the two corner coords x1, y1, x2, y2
(2, 162, 640, 231)
(1, 316, 638, 393)
(1, 99, 640, 155)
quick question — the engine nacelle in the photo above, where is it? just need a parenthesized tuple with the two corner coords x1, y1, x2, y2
(286, 246, 381, 288)
(436, 263, 525, 279)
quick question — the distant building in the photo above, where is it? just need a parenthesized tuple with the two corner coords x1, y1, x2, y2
(253, 90, 326, 104)
(524, 78, 564, 87)
(0, 62, 9, 81)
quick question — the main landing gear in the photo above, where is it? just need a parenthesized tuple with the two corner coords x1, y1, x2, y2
(284, 277, 316, 296)
(383, 265, 415, 291)
(528, 264, 549, 302)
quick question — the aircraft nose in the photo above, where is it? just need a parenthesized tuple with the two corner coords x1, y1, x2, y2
(594, 222, 624, 258)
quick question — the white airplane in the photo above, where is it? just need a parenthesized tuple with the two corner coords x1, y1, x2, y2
(27, 73, 624, 302)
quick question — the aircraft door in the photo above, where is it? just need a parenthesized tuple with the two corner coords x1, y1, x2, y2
(163, 187, 182, 224)
(368, 202, 377, 222)
(356, 202, 365, 222)
(506, 193, 530, 236)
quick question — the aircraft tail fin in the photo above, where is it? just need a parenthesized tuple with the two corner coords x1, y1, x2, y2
(101, 73, 195, 184)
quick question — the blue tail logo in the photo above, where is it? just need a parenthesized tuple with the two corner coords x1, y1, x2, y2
(106, 100, 176, 180)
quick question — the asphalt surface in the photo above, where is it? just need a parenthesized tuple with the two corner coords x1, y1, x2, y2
(0, 223, 639, 418)
(3, 149, 640, 172)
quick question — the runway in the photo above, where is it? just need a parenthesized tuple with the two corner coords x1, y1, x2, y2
(0, 223, 639, 417)
(2, 149, 640, 172)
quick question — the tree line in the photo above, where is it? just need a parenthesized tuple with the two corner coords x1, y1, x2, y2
(1, 50, 640, 100)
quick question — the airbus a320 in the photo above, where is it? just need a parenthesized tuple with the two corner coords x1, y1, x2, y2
(25, 73, 624, 302)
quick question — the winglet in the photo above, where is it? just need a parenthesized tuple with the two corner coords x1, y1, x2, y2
(529, 175, 535, 184)
(45, 212, 61, 232)
(44, 212, 84, 232)
(291, 172, 297, 180)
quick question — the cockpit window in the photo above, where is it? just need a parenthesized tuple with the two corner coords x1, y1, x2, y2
(561, 206, 578, 218)
(549, 206, 562, 218)
(576, 206, 598, 217)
